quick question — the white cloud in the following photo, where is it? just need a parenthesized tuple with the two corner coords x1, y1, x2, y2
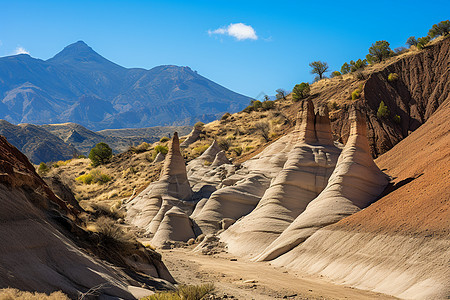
(14, 46, 29, 55)
(208, 23, 258, 41)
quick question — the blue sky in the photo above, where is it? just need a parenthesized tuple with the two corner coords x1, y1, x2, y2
(1, 0, 449, 98)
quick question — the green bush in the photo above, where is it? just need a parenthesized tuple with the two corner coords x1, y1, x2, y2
(351, 89, 361, 100)
(252, 100, 262, 109)
(331, 71, 341, 77)
(406, 36, 417, 47)
(193, 144, 210, 155)
(262, 100, 275, 110)
(417, 36, 431, 50)
(388, 73, 399, 82)
(89, 142, 112, 167)
(366, 40, 391, 64)
(76, 169, 112, 185)
(132, 142, 150, 153)
(340, 62, 351, 74)
(194, 122, 204, 129)
(160, 136, 170, 143)
(428, 20, 450, 38)
(232, 147, 243, 156)
(154, 145, 169, 155)
(292, 82, 310, 102)
(78, 154, 87, 159)
(38, 162, 50, 174)
(377, 101, 390, 118)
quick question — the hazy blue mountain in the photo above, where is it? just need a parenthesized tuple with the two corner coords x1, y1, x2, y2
(0, 41, 251, 130)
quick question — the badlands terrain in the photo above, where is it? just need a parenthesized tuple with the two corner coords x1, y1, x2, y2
(0, 37, 449, 300)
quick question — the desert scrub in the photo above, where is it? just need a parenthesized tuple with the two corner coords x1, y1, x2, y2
(154, 145, 169, 155)
(76, 169, 112, 185)
(232, 146, 243, 156)
(193, 144, 210, 155)
(87, 216, 134, 250)
(351, 88, 361, 100)
(132, 142, 150, 153)
(160, 136, 170, 143)
(52, 160, 71, 168)
(0, 288, 69, 300)
(221, 112, 231, 120)
(377, 101, 390, 118)
(393, 114, 401, 124)
(143, 284, 215, 300)
(388, 73, 399, 81)
(37, 162, 50, 174)
(327, 101, 339, 111)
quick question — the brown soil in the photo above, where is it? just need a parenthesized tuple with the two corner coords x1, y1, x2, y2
(162, 248, 396, 300)
(332, 98, 450, 237)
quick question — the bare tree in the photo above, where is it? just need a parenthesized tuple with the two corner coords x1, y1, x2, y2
(254, 121, 270, 142)
(309, 61, 329, 79)
(275, 89, 287, 101)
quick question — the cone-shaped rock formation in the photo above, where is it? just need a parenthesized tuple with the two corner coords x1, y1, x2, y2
(151, 206, 195, 248)
(126, 132, 193, 238)
(180, 126, 201, 148)
(256, 107, 388, 261)
(153, 152, 165, 163)
(220, 100, 341, 257)
(211, 150, 231, 167)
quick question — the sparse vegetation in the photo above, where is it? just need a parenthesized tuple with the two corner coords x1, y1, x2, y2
(417, 36, 431, 50)
(366, 40, 391, 64)
(254, 121, 270, 142)
(221, 112, 231, 120)
(232, 146, 243, 156)
(154, 145, 169, 155)
(132, 142, 150, 153)
(160, 136, 170, 143)
(340, 62, 351, 74)
(351, 88, 361, 100)
(87, 216, 135, 251)
(0, 288, 69, 300)
(275, 89, 287, 101)
(331, 71, 341, 77)
(143, 284, 215, 300)
(217, 138, 232, 151)
(262, 99, 275, 110)
(406, 36, 418, 47)
(78, 154, 87, 159)
(193, 144, 210, 155)
(328, 101, 339, 111)
(393, 114, 401, 124)
(428, 20, 450, 38)
(89, 142, 113, 167)
(76, 169, 112, 185)
(377, 101, 390, 118)
(388, 73, 399, 82)
(292, 82, 310, 102)
(38, 162, 50, 174)
(194, 122, 205, 129)
(309, 61, 329, 80)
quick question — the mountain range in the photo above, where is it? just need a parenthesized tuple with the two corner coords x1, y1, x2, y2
(0, 41, 252, 130)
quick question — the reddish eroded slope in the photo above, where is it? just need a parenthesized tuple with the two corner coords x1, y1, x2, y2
(0, 135, 81, 216)
(332, 97, 450, 237)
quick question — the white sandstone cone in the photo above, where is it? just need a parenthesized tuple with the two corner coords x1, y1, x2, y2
(220, 100, 341, 257)
(255, 107, 388, 262)
(125, 132, 192, 234)
(151, 206, 195, 248)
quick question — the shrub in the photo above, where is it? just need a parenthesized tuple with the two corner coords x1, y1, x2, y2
(194, 122, 204, 129)
(221, 112, 231, 120)
(275, 89, 287, 101)
(355, 71, 366, 80)
(76, 169, 112, 185)
(89, 142, 112, 167)
(350, 59, 367, 72)
(393, 114, 401, 124)
(252, 100, 263, 110)
(244, 146, 254, 152)
(366, 40, 391, 64)
(52, 160, 71, 168)
(193, 144, 210, 155)
(394, 47, 408, 55)
(351, 89, 361, 100)
(388, 73, 399, 82)
(377, 101, 390, 118)
(406, 36, 418, 47)
(38, 162, 50, 174)
(292, 82, 310, 102)
(143, 284, 215, 300)
(232, 147, 243, 156)
(160, 136, 170, 143)
(262, 100, 275, 110)
(154, 145, 169, 155)
(340, 62, 351, 74)
(254, 121, 270, 142)
(218, 138, 232, 151)
(417, 36, 431, 50)
(88, 216, 134, 250)
(331, 71, 341, 77)
(243, 105, 254, 113)
(428, 20, 450, 38)
(132, 142, 150, 153)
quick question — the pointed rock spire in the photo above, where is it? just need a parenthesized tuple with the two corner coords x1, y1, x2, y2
(199, 140, 222, 163)
(211, 150, 231, 167)
(180, 126, 201, 148)
(295, 99, 316, 143)
(160, 132, 188, 179)
(315, 105, 334, 145)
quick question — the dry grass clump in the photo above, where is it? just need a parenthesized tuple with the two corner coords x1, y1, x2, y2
(0, 288, 69, 300)
(76, 169, 112, 185)
(143, 284, 215, 300)
(86, 216, 135, 251)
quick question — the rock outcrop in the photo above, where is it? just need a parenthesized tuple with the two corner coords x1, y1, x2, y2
(180, 126, 201, 148)
(126, 132, 194, 240)
(0, 135, 172, 299)
(257, 107, 388, 261)
(220, 100, 341, 257)
(151, 207, 196, 248)
(153, 152, 165, 163)
(265, 98, 450, 299)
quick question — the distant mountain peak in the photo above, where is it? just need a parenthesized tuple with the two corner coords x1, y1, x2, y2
(47, 41, 123, 70)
